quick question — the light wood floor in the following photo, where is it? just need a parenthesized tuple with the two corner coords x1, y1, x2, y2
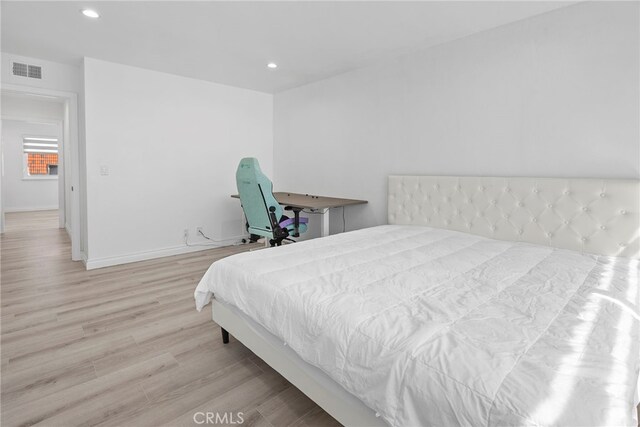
(1, 210, 340, 427)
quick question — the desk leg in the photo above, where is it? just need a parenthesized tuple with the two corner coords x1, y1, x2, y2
(320, 209, 330, 237)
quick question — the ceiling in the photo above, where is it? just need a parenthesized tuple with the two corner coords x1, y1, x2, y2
(1, 1, 574, 93)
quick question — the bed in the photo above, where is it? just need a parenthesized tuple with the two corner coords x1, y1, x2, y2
(195, 176, 640, 426)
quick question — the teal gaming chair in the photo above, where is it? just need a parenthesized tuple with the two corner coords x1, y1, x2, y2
(236, 158, 308, 246)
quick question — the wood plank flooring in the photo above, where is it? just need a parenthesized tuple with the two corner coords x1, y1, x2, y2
(1, 211, 340, 427)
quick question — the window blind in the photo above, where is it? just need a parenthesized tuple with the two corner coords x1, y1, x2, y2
(23, 136, 59, 154)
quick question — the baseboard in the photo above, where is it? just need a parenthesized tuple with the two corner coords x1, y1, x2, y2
(84, 236, 245, 270)
(4, 206, 59, 212)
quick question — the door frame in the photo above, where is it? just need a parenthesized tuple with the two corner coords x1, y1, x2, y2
(1, 84, 82, 261)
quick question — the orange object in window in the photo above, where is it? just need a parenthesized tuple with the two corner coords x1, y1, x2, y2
(27, 153, 58, 175)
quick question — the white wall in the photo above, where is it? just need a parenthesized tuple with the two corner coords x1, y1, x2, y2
(1, 119, 61, 211)
(83, 58, 273, 267)
(274, 1, 640, 235)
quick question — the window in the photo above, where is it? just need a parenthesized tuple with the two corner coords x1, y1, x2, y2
(23, 136, 59, 179)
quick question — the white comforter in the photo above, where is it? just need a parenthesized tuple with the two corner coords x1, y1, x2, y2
(195, 225, 640, 427)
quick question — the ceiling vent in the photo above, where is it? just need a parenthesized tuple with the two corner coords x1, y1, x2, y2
(28, 65, 42, 79)
(12, 62, 28, 77)
(12, 62, 42, 79)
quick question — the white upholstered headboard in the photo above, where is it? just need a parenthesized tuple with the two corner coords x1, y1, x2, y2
(388, 176, 640, 258)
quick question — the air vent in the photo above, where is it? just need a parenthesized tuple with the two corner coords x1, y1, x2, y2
(28, 65, 42, 79)
(12, 62, 28, 77)
(12, 62, 42, 79)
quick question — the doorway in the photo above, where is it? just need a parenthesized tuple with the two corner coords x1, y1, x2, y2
(1, 112, 63, 235)
(0, 85, 81, 261)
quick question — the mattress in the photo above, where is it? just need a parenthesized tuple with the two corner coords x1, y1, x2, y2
(195, 225, 640, 426)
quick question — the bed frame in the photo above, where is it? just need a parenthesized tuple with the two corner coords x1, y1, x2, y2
(213, 175, 639, 426)
(213, 300, 387, 426)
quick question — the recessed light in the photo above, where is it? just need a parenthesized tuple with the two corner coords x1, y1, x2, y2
(81, 9, 100, 18)
(267, 62, 278, 69)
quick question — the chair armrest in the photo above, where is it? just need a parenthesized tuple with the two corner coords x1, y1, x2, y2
(269, 206, 289, 239)
(284, 206, 303, 237)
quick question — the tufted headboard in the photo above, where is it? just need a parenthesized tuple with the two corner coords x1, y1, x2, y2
(388, 176, 640, 258)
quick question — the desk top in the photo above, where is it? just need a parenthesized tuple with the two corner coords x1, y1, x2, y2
(231, 192, 368, 210)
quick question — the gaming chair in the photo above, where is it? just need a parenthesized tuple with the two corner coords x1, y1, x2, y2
(236, 158, 308, 246)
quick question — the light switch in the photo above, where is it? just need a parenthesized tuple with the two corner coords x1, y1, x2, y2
(100, 165, 109, 176)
